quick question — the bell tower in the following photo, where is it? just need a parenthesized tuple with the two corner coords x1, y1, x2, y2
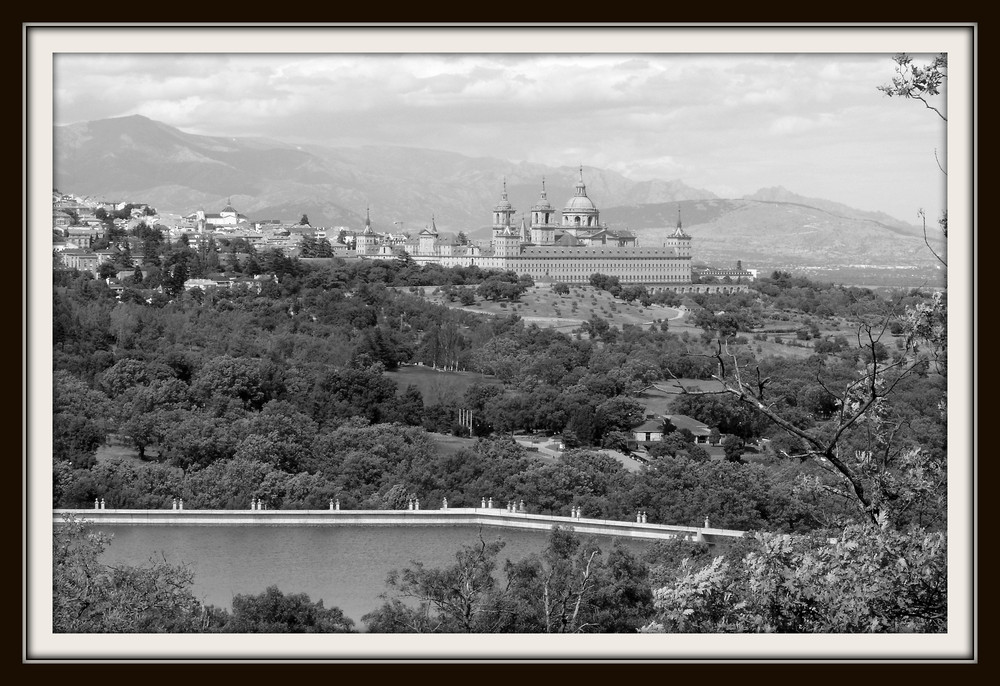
(530, 177, 556, 245)
(492, 178, 516, 242)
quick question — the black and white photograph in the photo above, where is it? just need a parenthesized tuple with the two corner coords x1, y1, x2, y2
(25, 24, 976, 662)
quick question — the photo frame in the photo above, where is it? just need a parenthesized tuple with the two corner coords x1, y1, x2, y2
(25, 22, 976, 663)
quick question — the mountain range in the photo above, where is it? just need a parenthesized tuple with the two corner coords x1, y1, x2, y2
(53, 115, 944, 274)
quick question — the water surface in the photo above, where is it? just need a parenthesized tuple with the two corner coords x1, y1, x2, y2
(97, 524, 649, 628)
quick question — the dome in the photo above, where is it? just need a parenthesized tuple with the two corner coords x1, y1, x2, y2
(563, 166, 598, 213)
(563, 195, 596, 211)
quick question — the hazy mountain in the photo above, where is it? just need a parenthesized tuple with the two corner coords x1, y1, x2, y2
(742, 186, 928, 239)
(604, 199, 943, 272)
(53, 114, 714, 233)
(53, 115, 939, 273)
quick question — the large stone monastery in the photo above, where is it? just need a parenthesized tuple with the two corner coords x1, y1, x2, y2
(356, 168, 694, 291)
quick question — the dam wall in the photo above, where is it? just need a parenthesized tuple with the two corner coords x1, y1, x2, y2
(53, 508, 746, 545)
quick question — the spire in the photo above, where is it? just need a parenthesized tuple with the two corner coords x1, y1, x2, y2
(672, 207, 689, 238)
(363, 206, 373, 234)
(494, 177, 514, 212)
(574, 166, 588, 197)
(430, 214, 437, 233)
(532, 176, 553, 213)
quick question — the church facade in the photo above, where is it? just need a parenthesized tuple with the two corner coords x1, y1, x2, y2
(355, 168, 694, 291)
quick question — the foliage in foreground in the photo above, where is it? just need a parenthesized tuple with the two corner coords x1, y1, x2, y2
(642, 524, 946, 633)
(362, 527, 654, 633)
(53, 516, 355, 633)
(53, 516, 204, 633)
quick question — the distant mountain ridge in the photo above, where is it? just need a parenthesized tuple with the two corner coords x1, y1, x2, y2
(53, 114, 939, 271)
(54, 114, 717, 232)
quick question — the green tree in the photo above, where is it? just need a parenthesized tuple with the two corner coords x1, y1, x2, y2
(53, 516, 203, 633)
(501, 528, 614, 633)
(362, 534, 507, 633)
(642, 524, 946, 633)
(594, 396, 644, 441)
(216, 585, 355, 633)
(191, 355, 274, 412)
(878, 53, 947, 122)
(165, 262, 188, 296)
(53, 371, 112, 468)
(722, 434, 745, 463)
(96, 261, 118, 280)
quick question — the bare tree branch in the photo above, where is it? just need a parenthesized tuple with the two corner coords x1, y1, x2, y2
(918, 209, 948, 268)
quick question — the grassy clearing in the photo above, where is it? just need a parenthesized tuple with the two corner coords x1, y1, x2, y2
(426, 432, 479, 458)
(385, 365, 500, 405)
(95, 442, 151, 465)
(420, 284, 682, 333)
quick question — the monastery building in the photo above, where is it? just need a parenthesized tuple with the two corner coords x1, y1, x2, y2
(356, 168, 694, 292)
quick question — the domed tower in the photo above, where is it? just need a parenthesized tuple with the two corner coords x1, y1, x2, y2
(492, 178, 516, 242)
(220, 197, 237, 220)
(356, 206, 378, 255)
(530, 177, 557, 245)
(665, 207, 692, 258)
(561, 166, 600, 233)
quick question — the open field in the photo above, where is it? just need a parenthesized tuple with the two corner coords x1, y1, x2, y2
(385, 365, 501, 405)
(411, 282, 903, 362)
(417, 283, 682, 333)
(95, 441, 158, 466)
(425, 432, 479, 458)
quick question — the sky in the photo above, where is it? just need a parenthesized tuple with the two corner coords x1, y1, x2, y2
(52, 46, 950, 224)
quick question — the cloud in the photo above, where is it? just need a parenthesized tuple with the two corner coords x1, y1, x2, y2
(51, 51, 947, 222)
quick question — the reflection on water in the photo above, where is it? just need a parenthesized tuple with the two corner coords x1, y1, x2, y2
(97, 524, 650, 628)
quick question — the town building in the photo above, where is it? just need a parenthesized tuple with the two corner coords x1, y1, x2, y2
(58, 247, 118, 276)
(695, 260, 758, 282)
(182, 199, 251, 233)
(631, 414, 715, 446)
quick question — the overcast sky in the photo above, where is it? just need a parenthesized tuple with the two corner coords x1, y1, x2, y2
(53, 51, 948, 223)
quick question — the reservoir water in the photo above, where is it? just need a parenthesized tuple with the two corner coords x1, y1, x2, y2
(96, 524, 652, 629)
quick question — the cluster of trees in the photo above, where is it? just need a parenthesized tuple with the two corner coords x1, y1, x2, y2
(50, 252, 948, 632)
(56, 431, 823, 533)
(588, 272, 678, 307)
(52, 248, 946, 532)
(367, 521, 945, 634)
(363, 528, 655, 633)
(475, 271, 534, 302)
(298, 235, 337, 257)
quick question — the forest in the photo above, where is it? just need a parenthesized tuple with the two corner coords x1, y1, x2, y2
(50, 243, 948, 633)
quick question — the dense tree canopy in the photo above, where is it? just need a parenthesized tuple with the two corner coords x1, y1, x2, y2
(51, 250, 948, 634)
